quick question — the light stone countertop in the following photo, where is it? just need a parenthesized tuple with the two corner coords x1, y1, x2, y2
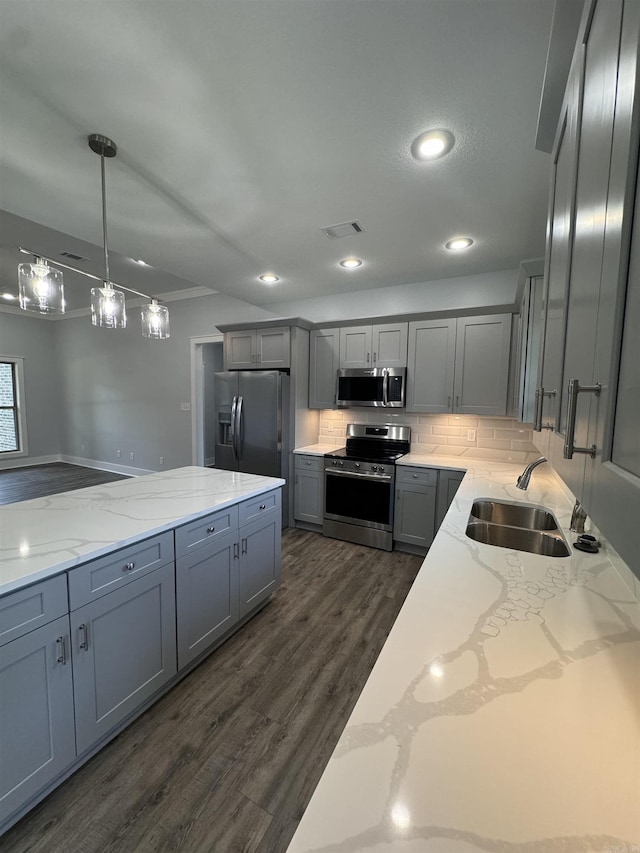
(293, 444, 338, 456)
(287, 456, 640, 852)
(0, 466, 285, 596)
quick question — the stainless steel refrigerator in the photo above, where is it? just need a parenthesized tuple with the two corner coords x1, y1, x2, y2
(214, 371, 290, 519)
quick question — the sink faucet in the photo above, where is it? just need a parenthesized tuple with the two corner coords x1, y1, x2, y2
(516, 456, 547, 490)
(570, 499, 587, 533)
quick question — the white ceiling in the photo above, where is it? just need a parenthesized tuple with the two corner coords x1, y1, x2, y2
(0, 0, 556, 314)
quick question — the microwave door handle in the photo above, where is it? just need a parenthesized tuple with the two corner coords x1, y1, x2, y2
(382, 368, 389, 406)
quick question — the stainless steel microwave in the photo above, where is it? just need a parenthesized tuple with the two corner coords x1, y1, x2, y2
(336, 367, 406, 408)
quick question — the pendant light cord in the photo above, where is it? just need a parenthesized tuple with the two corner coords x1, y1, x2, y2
(101, 150, 110, 284)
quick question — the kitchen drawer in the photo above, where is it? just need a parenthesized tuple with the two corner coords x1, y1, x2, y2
(239, 489, 281, 526)
(295, 455, 323, 472)
(0, 575, 68, 647)
(396, 466, 438, 487)
(68, 532, 174, 610)
(175, 505, 239, 559)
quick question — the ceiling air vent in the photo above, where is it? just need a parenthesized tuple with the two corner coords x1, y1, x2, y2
(60, 251, 90, 261)
(320, 220, 364, 239)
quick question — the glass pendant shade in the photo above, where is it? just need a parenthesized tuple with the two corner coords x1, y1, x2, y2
(141, 299, 170, 339)
(91, 282, 126, 328)
(18, 260, 65, 314)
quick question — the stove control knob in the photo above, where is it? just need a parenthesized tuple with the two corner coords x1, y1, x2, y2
(371, 465, 378, 472)
(339, 461, 344, 467)
(355, 462, 360, 468)
(332, 460, 338, 466)
(378, 466, 385, 473)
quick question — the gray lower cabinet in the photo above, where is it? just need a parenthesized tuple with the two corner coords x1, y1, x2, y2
(294, 455, 324, 524)
(239, 511, 281, 618)
(435, 470, 464, 531)
(394, 467, 437, 551)
(176, 528, 239, 670)
(0, 614, 76, 825)
(70, 563, 177, 755)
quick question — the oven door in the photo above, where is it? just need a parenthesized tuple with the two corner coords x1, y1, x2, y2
(324, 468, 394, 531)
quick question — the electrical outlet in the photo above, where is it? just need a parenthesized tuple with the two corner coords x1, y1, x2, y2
(467, 429, 476, 441)
(159, 456, 164, 465)
(116, 450, 121, 458)
(129, 452, 135, 461)
(180, 402, 191, 412)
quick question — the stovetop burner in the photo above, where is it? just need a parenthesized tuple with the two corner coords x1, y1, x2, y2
(324, 423, 411, 464)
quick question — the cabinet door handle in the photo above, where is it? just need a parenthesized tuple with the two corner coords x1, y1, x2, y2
(373, 351, 377, 364)
(233, 542, 239, 559)
(366, 352, 370, 364)
(242, 538, 248, 555)
(447, 395, 451, 411)
(56, 636, 67, 665)
(79, 623, 89, 651)
(455, 395, 459, 409)
(563, 379, 600, 459)
(123, 561, 135, 572)
(207, 526, 216, 534)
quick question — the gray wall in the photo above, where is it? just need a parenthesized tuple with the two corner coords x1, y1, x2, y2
(0, 311, 62, 467)
(264, 268, 519, 323)
(55, 293, 276, 471)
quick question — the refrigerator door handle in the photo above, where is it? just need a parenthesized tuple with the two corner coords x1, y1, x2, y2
(230, 395, 238, 462)
(236, 395, 244, 461)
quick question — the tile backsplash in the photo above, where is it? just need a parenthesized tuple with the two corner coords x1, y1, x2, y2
(318, 410, 540, 464)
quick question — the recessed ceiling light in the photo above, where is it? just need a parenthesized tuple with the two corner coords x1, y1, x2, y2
(259, 273, 280, 284)
(135, 259, 149, 266)
(411, 129, 455, 161)
(445, 237, 474, 251)
(339, 257, 363, 269)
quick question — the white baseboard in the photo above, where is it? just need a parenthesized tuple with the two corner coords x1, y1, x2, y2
(0, 454, 62, 471)
(205, 456, 216, 467)
(61, 455, 153, 477)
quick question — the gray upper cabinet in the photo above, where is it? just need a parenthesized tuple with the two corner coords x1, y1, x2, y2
(407, 314, 511, 416)
(70, 562, 177, 755)
(309, 328, 339, 408)
(224, 327, 290, 369)
(339, 323, 408, 368)
(538, 0, 640, 575)
(0, 614, 76, 826)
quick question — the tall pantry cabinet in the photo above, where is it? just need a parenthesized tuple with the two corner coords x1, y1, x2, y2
(536, 0, 640, 575)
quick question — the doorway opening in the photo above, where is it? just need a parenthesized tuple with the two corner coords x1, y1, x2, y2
(190, 336, 224, 467)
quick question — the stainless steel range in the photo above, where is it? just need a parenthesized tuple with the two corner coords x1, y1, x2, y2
(323, 423, 411, 551)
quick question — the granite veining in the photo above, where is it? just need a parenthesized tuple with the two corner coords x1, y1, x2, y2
(0, 466, 284, 595)
(287, 457, 640, 853)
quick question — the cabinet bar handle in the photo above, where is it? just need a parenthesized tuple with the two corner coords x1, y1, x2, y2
(207, 526, 216, 534)
(366, 352, 370, 364)
(447, 395, 451, 411)
(56, 636, 67, 665)
(563, 379, 601, 459)
(534, 387, 557, 432)
(233, 542, 239, 559)
(79, 623, 89, 651)
(123, 561, 135, 572)
(373, 351, 377, 363)
(455, 395, 459, 409)
(242, 538, 248, 555)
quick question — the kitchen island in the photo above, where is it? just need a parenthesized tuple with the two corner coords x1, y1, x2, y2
(0, 466, 285, 833)
(287, 456, 640, 852)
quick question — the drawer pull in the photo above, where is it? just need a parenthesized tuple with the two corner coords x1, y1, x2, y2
(123, 561, 136, 572)
(79, 623, 89, 651)
(56, 636, 67, 665)
(259, 504, 266, 510)
(413, 473, 418, 479)
(306, 460, 311, 465)
(207, 526, 216, 534)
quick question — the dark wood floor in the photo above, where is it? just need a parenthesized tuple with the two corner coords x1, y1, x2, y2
(2, 528, 422, 852)
(0, 463, 129, 505)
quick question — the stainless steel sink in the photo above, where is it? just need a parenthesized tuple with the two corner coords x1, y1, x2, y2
(469, 499, 559, 531)
(465, 521, 571, 557)
(465, 498, 570, 557)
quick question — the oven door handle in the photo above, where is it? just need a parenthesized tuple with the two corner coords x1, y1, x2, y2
(324, 469, 392, 482)
(382, 368, 389, 406)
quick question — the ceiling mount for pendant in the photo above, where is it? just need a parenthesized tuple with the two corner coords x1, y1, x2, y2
(88, 134, 118, 159)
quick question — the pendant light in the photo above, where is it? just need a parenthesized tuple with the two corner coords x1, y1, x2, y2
(141, 298, 170, 339)
(88, 134, 126, 329)
(18, 256, 65, 314)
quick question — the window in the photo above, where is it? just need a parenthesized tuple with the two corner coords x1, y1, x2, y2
(0, 357, 27, 456)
